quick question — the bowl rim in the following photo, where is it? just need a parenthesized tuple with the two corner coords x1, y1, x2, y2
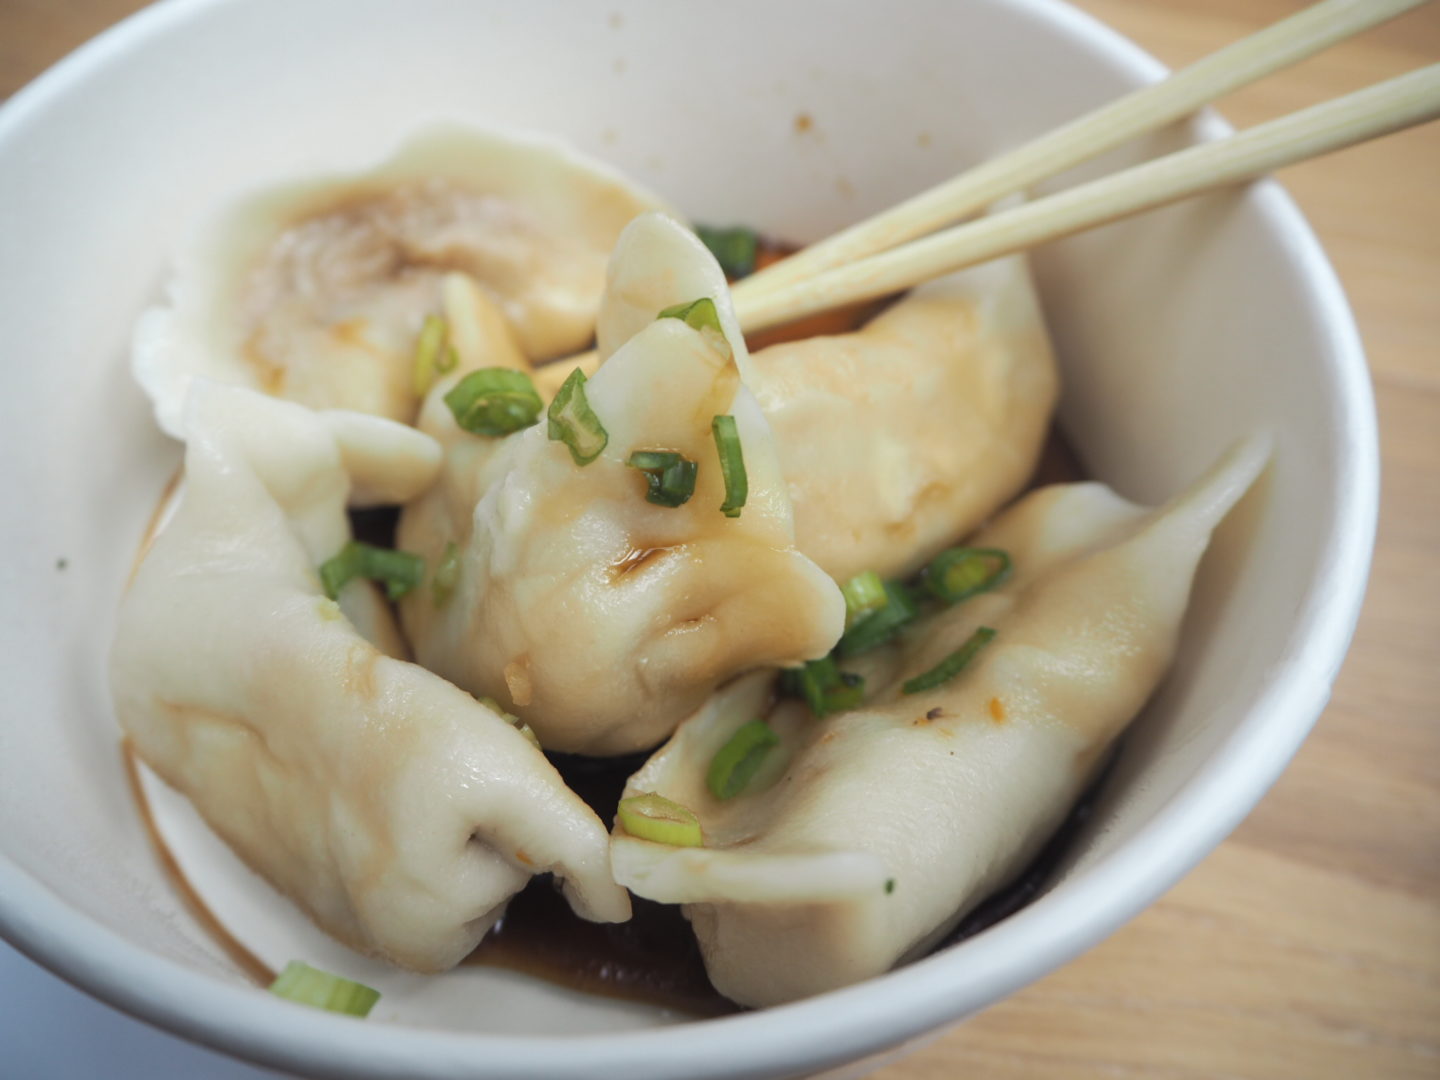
(0, 0, 1378, 1076)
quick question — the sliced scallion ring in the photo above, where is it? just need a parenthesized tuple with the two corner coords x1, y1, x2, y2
(836, 581, 919, 657)
(657, 296, 732, 360)
(269, 961, 380, 1017)
(695, 225, 760, 279)
(547, 368, 609, 465)
(412, 314, 459, 396)
(901, 626, 997, 695)
(657, 297, 724, 334)
(778, 656, 865, 717)
(706, 720, 781, 800)
(443, 367, 542, 436)
(319, 541, 425, 601)
(627, 450, 698, 507)
(840, 570, 887, 627)
(711, 414, 748, 518)
(431, 541, 460, 607)
(617, 792, 703, 847)
(923, 547, 1012, 605)
(479, 696, 542, 750)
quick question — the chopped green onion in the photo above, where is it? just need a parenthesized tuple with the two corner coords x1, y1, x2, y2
(617, 792, 703, 847)
(269, 961, 379, 1017)
(412, 314, 459, 396)
(711, 415, 748, 518)
(444, 367, 542, 436)
(431, 541, 460, 607)
(778, 656, 865, 717)
(657, 297, 724, 334)
(627, 450, 698, 507)
(885, 878, 896, 895)
(319, 541, 425, 601)
(706, 720, 780, 800)
(479, 696, 542, 750)
(547, 368, 609, 465)
(840, 570, 887, 628)
(901, 627, 997, 695)
(657, 296, 732, 360)
(923, 547, 1012, 605)
(836, 581, 920, 657)
(695, 225, 760, 279)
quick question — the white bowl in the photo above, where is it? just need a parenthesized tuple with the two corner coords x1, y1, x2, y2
(0, 0, 1376, 1077)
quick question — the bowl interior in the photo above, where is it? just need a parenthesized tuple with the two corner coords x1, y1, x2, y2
(0, 0, 1373, 1075)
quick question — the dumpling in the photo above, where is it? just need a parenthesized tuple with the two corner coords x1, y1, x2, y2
(539, 248, 1058, 584)
(397, 213, 845, 756)
(610, 436, 1268, 1006)
(745, 251, 1058, 583)
(133, 126, 672, 434)
(111, 382, 630, 973)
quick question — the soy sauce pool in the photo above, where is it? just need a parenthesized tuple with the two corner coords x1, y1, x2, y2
(464, 736, 1112, 1017)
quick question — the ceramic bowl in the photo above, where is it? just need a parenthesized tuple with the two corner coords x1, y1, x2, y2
(0, 0, 1376, 1076)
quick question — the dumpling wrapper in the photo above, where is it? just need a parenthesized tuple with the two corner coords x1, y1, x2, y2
(611, 436, 1269, 1006)
(398, 213, 845, 756)
(111, 382, 629, 973)
(747, 251, 1058, 583)
(133, 126, 672, 435)
(538, 243, 1059, 583)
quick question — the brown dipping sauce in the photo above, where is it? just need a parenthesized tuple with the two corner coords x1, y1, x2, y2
(131, 235, 1101, 1018)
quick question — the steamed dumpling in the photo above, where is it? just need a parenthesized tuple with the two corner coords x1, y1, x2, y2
(397, 214, 844, 756)
(610, 436, 1268, 1006)
(539, 247, 1058, 584)
(111, 382, 629, 972)
(133, 126, 671, 434)
(746, 251, 1058, 583)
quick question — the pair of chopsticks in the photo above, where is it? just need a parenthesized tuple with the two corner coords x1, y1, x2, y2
(537, 0, 1438, 392)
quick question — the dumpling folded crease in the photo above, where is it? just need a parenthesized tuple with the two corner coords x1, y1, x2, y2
(111, 382, 630, 973)
(398, 213, 845, 756)
(610, 435, 1269, 1006)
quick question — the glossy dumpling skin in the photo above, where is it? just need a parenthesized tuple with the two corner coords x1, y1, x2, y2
(133, 126, 672, 434)
(611, 437, 1268, 1006)
(398, 214, 845, 756)
(749, 251, 1058, 583)
(111, 383, 630, 973)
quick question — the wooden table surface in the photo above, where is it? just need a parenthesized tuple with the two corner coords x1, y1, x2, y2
(3, 1, 1436, 1077)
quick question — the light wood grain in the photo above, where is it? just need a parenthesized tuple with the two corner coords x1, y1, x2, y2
(3, 2, 1436, 1078)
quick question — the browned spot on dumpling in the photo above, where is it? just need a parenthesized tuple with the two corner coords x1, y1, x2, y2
(668, 613, 717, 635)
(793, 112, 814, 134)
(988, 697, 1007, 724)
(344, 644, 381, 699)
(504, 656, 533, 706)
(926, 707, 944, 721)
(514, 848, 534, 867)
(242, 331, 286, 394)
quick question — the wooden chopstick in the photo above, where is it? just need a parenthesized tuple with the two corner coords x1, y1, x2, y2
(732, 0, 1431, 298)
(531, 0, 1434, 396)
(735, 64, 1440, 335)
